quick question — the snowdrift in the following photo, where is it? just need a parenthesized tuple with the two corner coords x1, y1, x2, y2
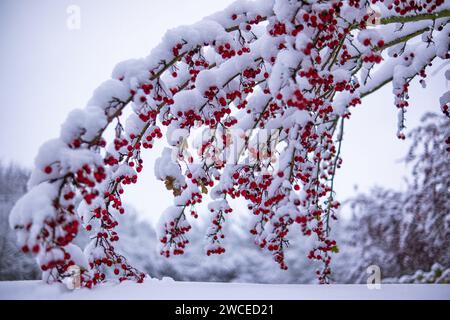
(0, 280, 448, 300)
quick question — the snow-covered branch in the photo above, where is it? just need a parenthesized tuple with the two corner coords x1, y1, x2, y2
(10, 0, 449, 286)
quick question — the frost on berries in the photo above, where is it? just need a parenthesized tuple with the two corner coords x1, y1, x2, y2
(10, 0, 450, 286)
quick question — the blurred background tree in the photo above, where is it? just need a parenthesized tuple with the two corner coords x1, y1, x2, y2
(335, 113, 449, 283)
(0, 163, 39, 280)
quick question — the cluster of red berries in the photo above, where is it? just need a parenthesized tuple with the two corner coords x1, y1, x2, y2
(216, 42, 236, 59)
(269, 22, 287, 36)
(206, 246, 226, 255)
(160, 221, 191, 257)
(362, 53, 383, 64)
(386, 0, 445, 14)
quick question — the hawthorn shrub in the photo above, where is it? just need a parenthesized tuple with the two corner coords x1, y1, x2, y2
(10, 0, 449, 286)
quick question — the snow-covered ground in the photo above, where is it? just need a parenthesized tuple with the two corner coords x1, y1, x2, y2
(0, 280, 449, 300)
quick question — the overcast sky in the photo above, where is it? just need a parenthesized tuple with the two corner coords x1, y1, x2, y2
(0, 0, 448, 224)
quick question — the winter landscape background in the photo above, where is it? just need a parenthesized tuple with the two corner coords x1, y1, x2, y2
(0, 0, 449, 288)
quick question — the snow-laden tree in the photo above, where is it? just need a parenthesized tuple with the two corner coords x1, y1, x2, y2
(10, 0, 450, 286)
(336, 113, 449, 283)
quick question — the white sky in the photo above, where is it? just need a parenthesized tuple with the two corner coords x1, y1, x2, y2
(0, 0, 448, 224)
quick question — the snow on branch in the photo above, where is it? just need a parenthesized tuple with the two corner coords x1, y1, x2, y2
(10, 0, 449, 286)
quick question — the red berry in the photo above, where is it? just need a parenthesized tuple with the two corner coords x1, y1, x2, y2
(32, 244, 40, 253)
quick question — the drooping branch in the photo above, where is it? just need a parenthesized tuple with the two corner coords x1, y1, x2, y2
(10, 0, 449, 287)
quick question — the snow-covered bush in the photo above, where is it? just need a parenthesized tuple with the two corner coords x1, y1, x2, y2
(384, 263, 450, 284)
(336, 113, 449, 283)
(10, 0, 450, 286)
(0, 164, 39, 280)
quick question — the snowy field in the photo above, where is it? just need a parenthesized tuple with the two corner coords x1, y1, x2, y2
(0, 280, 449, 300)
